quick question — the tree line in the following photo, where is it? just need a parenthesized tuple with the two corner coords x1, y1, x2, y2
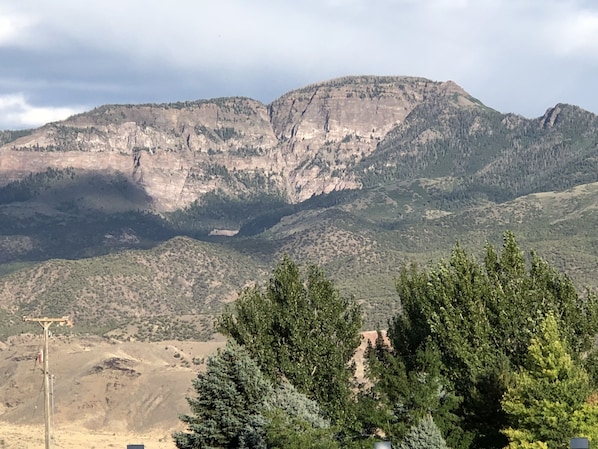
(174, 231, 598, 449)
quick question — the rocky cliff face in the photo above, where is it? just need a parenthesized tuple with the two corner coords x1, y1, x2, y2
(0, 76, 483, 211)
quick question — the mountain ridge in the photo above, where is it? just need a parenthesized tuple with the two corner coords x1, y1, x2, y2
(0, 75, 489, 210)
(4, 76, 598, 448)
(2, 75, 598, 340)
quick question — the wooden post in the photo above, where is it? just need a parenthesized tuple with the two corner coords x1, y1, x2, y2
(23, 316, 72, 449)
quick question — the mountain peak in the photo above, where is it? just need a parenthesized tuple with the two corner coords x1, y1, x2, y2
(274, 75, 479, 104)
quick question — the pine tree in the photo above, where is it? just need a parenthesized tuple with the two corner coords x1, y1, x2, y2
(265, 382, 339, 449)
(173, 341, 272, 449)
(501, 314, 595, 449)
(217, 255, 362, 426)
(265, 411, 340, 449)
(266, 381, 332, 430)
(397, 415, 449, 449)
(174, 342, 335, 449)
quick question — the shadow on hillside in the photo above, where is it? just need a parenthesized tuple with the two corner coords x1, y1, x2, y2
(0, 169, 365, 267)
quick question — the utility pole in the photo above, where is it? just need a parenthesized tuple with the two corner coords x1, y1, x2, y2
(23, 316, 73, 449)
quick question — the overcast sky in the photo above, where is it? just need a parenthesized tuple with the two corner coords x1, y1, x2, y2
(1, 0, 597, 130)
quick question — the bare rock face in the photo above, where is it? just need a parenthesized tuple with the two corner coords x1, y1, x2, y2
(0, 98, 279, 211)
(0, 76, 482, 211)
(269, 76, 479, 201)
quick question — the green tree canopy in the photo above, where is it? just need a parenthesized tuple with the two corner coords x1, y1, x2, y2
(501, 313, 596, 449)
(363, 333, 463, 446)
(217, 255, 363, 425)
(378, 231, 598, 449)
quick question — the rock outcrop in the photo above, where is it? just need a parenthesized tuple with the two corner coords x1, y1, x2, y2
(0, 76, 483, 211)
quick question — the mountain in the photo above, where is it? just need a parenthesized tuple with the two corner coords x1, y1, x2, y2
(0, 76, 482, 210)
(1, 75, 598, 340)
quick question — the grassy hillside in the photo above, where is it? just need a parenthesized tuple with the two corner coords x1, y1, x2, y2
(0, 237, 270, 340)
(3, 177, 598, 340)
(3, 174, 598, 338)
(2, 83, 598, 341)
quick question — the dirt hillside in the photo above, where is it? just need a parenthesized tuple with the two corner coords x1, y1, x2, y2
(0, 333, 225, 449)
(0, 331, 377, 449)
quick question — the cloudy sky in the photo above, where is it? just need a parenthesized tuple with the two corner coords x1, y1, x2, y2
(1, 0, 597, 130)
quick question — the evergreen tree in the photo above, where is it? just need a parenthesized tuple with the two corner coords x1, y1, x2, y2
(174, 342, 334, 449)
(396, 415, 449, 449)
(265, 411, 340, 449)
(501, 314, 596, 449)
(173, 341, 272, 449)
(266, 381, 332, 430)
(265, 381, 339, 449)
(217, 255, 363, 426)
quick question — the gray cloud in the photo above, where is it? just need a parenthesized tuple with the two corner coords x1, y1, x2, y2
(0, 0, 597, 129)
(0, 93, 82, 129)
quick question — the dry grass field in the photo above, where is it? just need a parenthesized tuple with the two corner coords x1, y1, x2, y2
(0, 330, 378, 449)
(0, 422, 174, 449)
(0, 334, 226, 449)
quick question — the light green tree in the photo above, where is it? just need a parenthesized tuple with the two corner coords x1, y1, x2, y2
(501, 313, 596, 449)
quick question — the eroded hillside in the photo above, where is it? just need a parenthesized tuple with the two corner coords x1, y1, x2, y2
(2, 75, 598, 342)
(0, 76, 483, 210)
